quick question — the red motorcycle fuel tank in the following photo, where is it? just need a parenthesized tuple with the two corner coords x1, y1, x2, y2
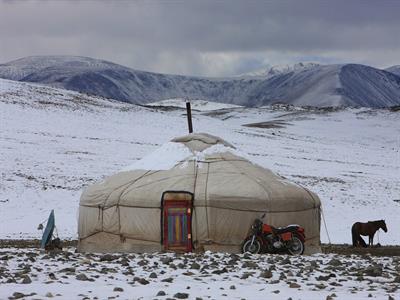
(262, 224, 273, 233)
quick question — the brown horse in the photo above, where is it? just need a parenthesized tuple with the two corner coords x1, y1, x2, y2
(351, 220, 387, 247)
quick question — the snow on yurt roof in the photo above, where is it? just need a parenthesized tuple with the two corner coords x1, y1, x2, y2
(122, 133, 248, 172)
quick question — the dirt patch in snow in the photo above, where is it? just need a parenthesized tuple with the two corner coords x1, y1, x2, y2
(1, 239, 399, 257)
(322, 244, 400, 257)
(0, 239, 77, 249)
(242, 120, 290, 129)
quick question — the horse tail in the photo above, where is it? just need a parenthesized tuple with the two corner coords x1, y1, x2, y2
(351, 223, 358, 247)
(352, 223, 368, 247)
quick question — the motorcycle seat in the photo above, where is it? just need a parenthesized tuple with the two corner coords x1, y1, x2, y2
(273, 225, 299, 234)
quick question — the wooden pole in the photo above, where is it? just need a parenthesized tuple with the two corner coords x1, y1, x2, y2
(186, 101, 193, 134)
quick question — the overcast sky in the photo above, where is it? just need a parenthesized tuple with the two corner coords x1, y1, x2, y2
(0, 0, 399, 76)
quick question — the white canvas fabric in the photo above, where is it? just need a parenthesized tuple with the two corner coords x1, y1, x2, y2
(78, 133, 321, 254)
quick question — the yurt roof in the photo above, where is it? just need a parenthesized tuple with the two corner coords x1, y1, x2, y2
(80, 133, 320, 212)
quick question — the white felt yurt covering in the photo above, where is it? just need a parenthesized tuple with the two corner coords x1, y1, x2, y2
(78, 133, 321, 253)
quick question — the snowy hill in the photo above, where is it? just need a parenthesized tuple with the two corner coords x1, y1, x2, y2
(386, 65, 400, 76)
(237, 63, 400, 107)
(0, 56, 120, 81)
(1, 78, 399, 246)
(1, 56, 400, 108)
(235, 62, 320, 78)
(146, 98, 243, 111)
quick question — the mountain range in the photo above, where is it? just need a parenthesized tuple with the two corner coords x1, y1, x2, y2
(0, 55, 399, 108)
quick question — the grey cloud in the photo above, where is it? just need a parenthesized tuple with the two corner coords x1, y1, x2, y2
(0, 0, 399, 76)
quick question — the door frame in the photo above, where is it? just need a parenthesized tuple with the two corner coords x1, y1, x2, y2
(160, 191, 194, 252)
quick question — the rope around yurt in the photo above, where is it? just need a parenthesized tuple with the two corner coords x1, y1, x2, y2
(321, 204, 331, 245)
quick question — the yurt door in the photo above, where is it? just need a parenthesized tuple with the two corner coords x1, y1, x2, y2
(162, 192, 193, 252)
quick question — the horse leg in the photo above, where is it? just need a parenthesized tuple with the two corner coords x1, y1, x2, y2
(358, 235, 367, 248)
(352, 229, 357, 247)
(370, 235, 374, 247)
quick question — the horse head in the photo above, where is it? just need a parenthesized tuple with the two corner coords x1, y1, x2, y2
(379, 220, 388, 232)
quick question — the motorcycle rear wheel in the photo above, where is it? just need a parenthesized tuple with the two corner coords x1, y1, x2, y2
(287, 234, 304, 255)
(242, 237, 261, 254)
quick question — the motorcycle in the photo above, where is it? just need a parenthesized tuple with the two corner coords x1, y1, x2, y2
(242, 215, 305, 255)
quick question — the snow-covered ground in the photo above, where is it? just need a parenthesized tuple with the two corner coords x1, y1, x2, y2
(1, 248, 399, 300)
(146, 98, 243, 111)
(0, 78, 399, 246)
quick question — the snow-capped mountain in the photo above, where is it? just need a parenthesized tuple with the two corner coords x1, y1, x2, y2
(236, 62, 320, 78)
(248, 63, 400, 107)
(386, 65, 400, 76)
(0, 56, 400, 108)
(0, 56, 122, 81)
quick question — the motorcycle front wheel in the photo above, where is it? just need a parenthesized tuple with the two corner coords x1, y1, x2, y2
(242, 237, 261, 254)
(287, 234, 304, 255)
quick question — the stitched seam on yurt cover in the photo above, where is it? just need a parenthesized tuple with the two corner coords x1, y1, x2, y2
(119, 173, 195, 191)
(81, 231, 160, 243)
(191, 204, 319, 213)
(82, 203, 319, 212)
(98, 170, 152, 207)
(118, 170, 158, 198)
(80, 204, 161, 209)
(204, 162, 211, 239)
(101, 170, 153, 236)
(302, 187, 319, 208)
(223, 157, 271, 211)
(192, 159, 199, 244)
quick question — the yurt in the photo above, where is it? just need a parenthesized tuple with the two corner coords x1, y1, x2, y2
(78, 133, 321, 254)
